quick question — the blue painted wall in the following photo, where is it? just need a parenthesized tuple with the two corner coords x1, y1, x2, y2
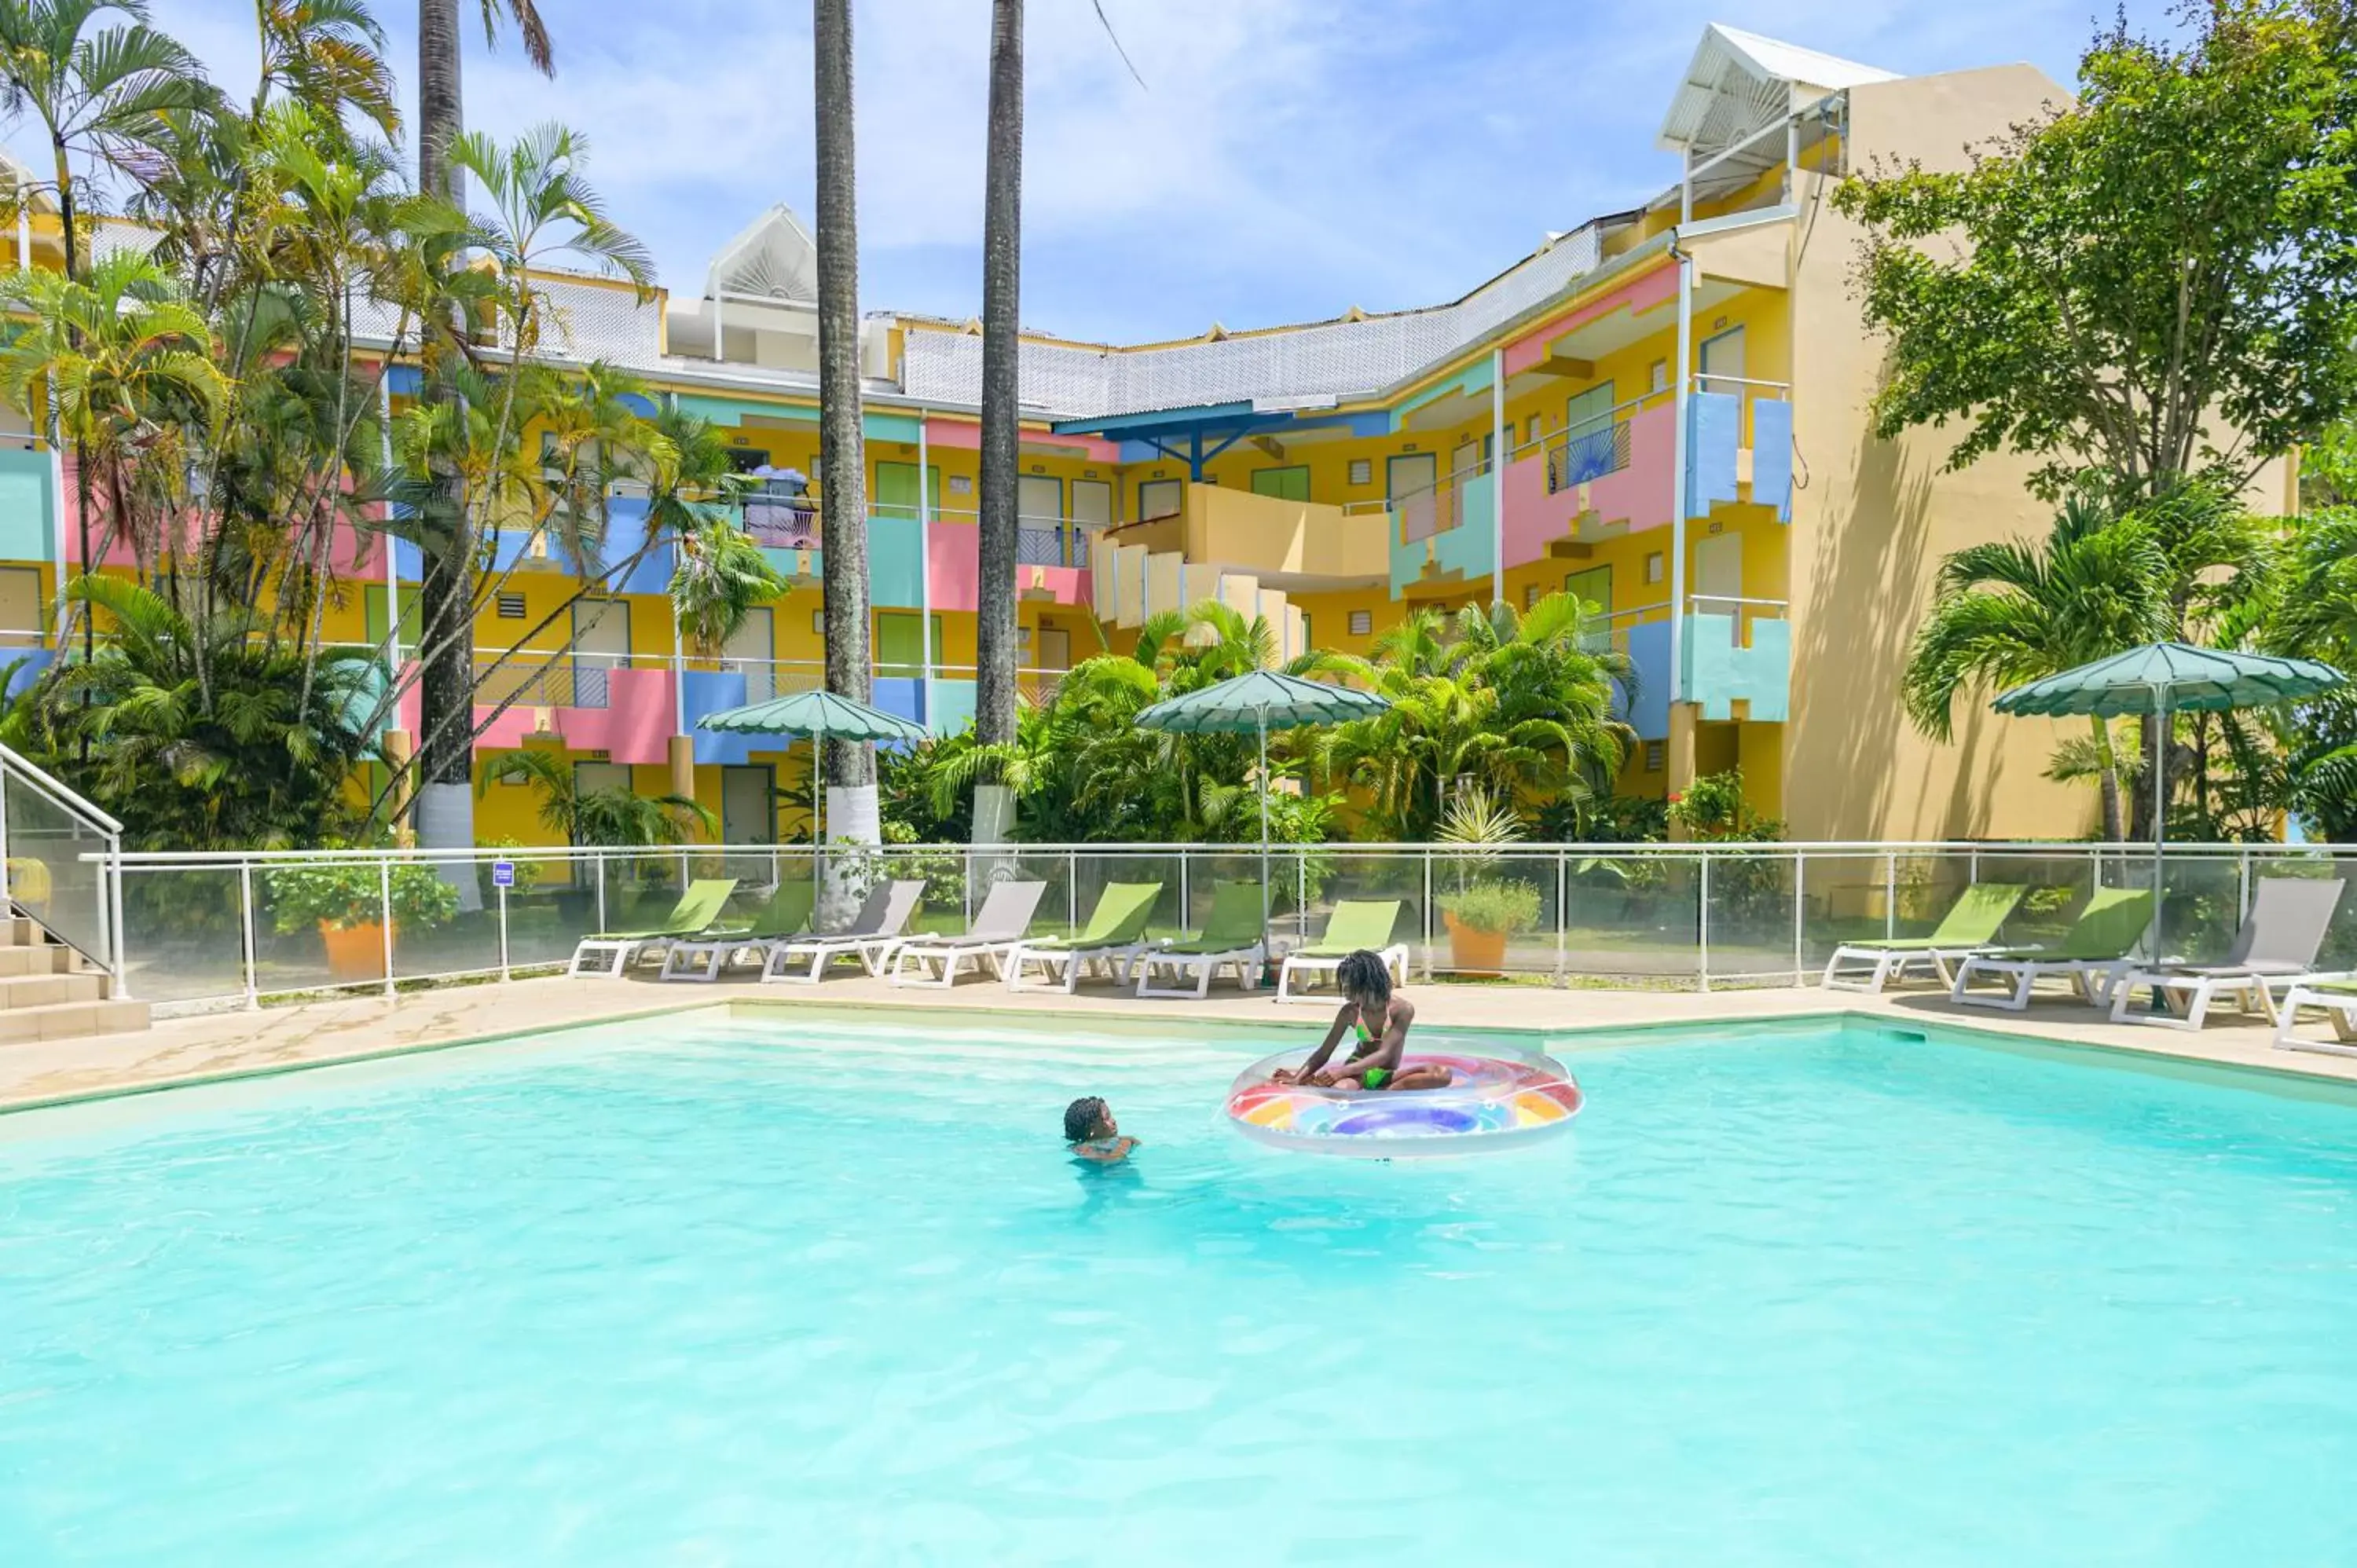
(1685, 393, 1739, 515)
(684, 669, 755, 763)
(870, 515, 925, 610)
(1625, 620, 1672, 742)
(1751, 399, 1794, 521)
(1682, 612, 1791, 723)
(0, 447, 56, 563)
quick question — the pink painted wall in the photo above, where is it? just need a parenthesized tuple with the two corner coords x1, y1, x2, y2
(394, 664, 676, 767)
(1588, 403, 1675, 534)
(922, 417, 981, 452)
(1015, 563, 1091, 607)
(57, 453, 387, 573)
(1501, 452, 1583, 571)
(1501, 263, 1681, 378)
(928, 520, 978, 611)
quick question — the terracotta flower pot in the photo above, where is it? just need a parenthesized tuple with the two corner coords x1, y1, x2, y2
(1442, 912, 1509, 976)
(319, 919, 388, 983)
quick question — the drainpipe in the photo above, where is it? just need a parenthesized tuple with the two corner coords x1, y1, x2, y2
(918, 412, 933, 727)
(378, 372, 399, 669)
(1490, 346, 1505, 611)
(1669, 236, 1694, 705)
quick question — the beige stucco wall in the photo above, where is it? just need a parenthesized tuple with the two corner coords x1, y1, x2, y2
(1781, 62, 2117, 843)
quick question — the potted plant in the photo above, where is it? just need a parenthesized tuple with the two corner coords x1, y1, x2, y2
(266, 862, 464, 983)
(1438, 877, 1541, 976)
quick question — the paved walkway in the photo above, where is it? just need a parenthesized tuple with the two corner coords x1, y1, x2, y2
(3, 968, 2355, 1114)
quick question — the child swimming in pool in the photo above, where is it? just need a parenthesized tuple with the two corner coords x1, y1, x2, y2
(1064, 1097, 1138, 1163)
(1272, 949, 1453, 1091)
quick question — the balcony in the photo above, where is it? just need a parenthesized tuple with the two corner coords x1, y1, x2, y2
(1387, 469, 1497, 598)
(1681, 595, 1790, 722)
(402, 652, 678, 765)
(1498, 381, 1792, 573)
(926, 511, 1094, 612)
(676, 654, 1071, 753)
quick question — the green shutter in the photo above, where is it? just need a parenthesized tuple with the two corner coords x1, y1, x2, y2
(1251, 466, 1310, 502)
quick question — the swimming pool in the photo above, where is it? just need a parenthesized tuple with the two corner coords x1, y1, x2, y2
(5, 1009, 2357, 1563)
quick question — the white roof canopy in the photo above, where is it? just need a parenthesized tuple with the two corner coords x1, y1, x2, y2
(704, 204, 819, 306)
(1658, 24, 1896, 194)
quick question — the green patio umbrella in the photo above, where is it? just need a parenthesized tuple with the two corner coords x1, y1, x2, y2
(1135, 670, 1390, 941)
(1994, 642, 2345, 928)
(700, 688, 930, 896)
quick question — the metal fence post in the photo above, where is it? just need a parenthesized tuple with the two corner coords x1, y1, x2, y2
(1883, 851, 1897, 940)
(1698, 852, 1712, 993)
(498, 878, 511, 982)
(379, 856, 396, 998)
(1556, 849, 1568, 985)
(1297, 852, 1308, 947)
(2238, 848, 2253, 923)
(595, 852, 607, 936)
(1069, 849, 1079, 932)
(1178, 851, 1190, 931)
(1792, 848, 1805, 986)
(1421, 848, 1435, 980)
(240, 859, 258, 1009)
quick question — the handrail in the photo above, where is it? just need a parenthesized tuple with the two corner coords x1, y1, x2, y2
(0, 738, 123, 835)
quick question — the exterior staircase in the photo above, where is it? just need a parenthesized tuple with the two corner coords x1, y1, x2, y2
(0, 911, 147, 1044)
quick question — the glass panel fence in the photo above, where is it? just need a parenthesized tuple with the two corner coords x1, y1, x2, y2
(2, 771, 112, 971)
(118, 864, 244, 1005)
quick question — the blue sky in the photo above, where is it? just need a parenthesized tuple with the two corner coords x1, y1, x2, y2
(21, 1, 2178, 344)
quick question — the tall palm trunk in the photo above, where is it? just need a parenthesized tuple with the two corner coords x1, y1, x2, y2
(813, 0, 875, 814)
(47, 141, 95, 685)
(974, 0, 1023, 746)
(2091, 715, 2124, 842)
(411, 0, 476, 866)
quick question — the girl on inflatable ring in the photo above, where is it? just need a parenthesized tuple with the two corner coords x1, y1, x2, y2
(1270, 949, 1453, 1093)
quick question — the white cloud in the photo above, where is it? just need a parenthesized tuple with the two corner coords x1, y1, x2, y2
(8, 0, 2172, 343)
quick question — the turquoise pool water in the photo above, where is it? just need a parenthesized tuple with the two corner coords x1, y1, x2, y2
(6, 1013, 2357, 1563)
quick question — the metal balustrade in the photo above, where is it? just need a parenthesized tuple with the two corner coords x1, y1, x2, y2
(86, 839, 2357, 1017)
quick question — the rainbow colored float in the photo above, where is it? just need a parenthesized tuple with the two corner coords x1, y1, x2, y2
(1224, 1050, 1582, 1158)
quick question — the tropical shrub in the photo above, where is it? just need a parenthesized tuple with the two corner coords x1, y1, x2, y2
(1439, 877, 1542, 936)
(264, 860, 462, 933)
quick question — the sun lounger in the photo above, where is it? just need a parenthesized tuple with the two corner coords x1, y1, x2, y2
(886, 879, 1048, 987)
(2111, 875, 2347, 1030)
(1947, 887, 2156, 1011)
(569, 878, 739, 978)
(1276, 899, 1411, 1002)
(761, 879, 926, 984)
(1004, 881, 1166, 993)
(657, 882, 817, 982)
(1132, 881, 1268, 999)
(1820, 882, 2028, 992)
(2274, 977, 2357, 1054)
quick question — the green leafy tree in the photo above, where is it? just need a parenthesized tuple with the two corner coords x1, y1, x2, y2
(1835, 2, 2357, 501)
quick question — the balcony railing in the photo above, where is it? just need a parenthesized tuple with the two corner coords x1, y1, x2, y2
(1544, 392, 1663, 493)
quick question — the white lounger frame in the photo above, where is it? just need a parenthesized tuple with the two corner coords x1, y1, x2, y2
(570, 934, 686, 979)
(888, 938, 1022, 988)
(1003, 940, 1154, 994)
(1276, 943, 1410, 1003)
(1133, 943, 1265, 1000)
(761, 933, 904, 984)
(2275, 985, 2357, 1055)
(2109, 968, 2322, 1031)
(1948, 954, 2134, 1012)
(1820, 944, 1992, 994)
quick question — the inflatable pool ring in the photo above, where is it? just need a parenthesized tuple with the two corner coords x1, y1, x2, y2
(1225, 1049, 1581, 1157)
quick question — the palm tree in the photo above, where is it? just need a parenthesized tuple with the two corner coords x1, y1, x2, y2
(812, 0, 875, 826)
(974, 0, 1024, 751)
(407, 125, 651, 861)
(475, 746, 713, 848)
(0, 249, 226, 588)
(416, 0, 549, 206)
(1902, 493, 2176, 840)
(23, 574, 381, 849)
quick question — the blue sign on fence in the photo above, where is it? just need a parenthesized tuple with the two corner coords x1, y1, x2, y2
(491, 860, 515, 888)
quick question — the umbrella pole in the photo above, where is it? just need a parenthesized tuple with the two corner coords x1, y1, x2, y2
(1259, 711, 1270, 952)
(813, 733, 824, 906)
(2150, 687, 2167, 957)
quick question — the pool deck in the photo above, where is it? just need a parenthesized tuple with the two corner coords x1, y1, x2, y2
(5, 965, 2357, 1115)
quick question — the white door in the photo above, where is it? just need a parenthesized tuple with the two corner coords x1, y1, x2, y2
(0, 566, 41, 650)
(723, 606, 775, 703)
(1699, 327, 1747, 397)
(1069, 478, 1112, 570)
(721, 764, 774, 845)
(1692, 532, 1743, 610)
(571, 600, 630, 707)
(1138, 478, 1183, 520)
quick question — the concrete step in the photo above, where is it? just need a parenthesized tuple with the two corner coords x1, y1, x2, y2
(0, 971, 109, 1009)
(0, 916, 42, 947)
(0, 997, 149, 1044)
(0, 944, 73, 978)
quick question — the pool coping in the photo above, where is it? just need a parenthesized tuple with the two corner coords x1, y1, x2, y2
(9, 970, 2357, 1119)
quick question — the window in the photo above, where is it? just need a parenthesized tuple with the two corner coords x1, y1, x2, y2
(1644, 741, 1666, 772)
(1251, 466, 1310, 502)
(949, 474, 973, 496)
(1523, 584, 1540, 610)
(1347, 458, 1373, 486)
(496, 593, 526, 619)
(1644, 551, 1666, 585)
(1347, 609, 1373, 636)
(1649, 359, 1669, 394)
